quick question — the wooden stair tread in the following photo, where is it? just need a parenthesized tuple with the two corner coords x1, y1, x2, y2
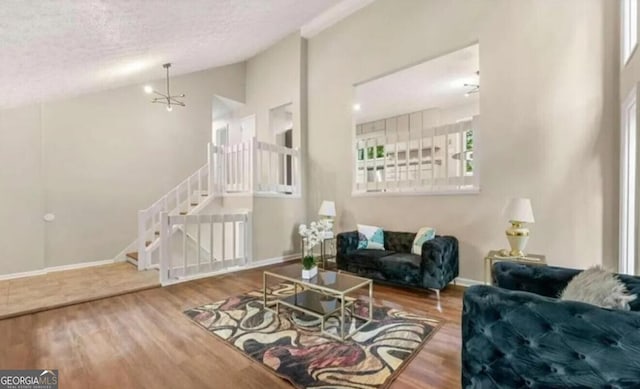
(126, 240, 153, 260)
(179, 211, 187, 215)
(190, 203, 198, 206)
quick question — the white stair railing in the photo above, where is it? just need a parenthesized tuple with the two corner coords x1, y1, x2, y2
(137, 164, 211, 270)
(209, 137, 301, 196)
(134, 137, 298, 272)
(254, 139, 301, 195)
(159, 211, 252, 285)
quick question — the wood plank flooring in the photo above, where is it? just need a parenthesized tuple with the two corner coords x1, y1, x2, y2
(0, 261, 463, 389)
(0, 262, 160, 319)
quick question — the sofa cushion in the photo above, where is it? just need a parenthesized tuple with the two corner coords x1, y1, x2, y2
(347, 249, 395, 270)
(383, 231, 416, 253)
(379, 253, 423, 286)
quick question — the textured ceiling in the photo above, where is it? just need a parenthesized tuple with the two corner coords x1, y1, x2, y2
(0, 0, 339, 109)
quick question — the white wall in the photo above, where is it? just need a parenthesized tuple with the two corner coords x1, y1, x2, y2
(306, 0, 619, 281)
(0, 63, 246, 274)
(234, 32, 305, 148)
(0, 105, 45, 274)
(227, 32, 308, 260)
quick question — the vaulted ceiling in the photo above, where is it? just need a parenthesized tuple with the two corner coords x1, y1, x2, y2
(0, 0, 340, 108)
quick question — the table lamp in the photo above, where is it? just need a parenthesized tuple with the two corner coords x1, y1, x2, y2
(503, 198, 535, 257)
(318, 200, 336, 239)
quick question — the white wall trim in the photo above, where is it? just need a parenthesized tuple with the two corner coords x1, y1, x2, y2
(454, 277, 484, 287)
(352, 189, 480, 198)
(619, 85, 638, 275)
(301, 0, 376, 38)
(0, 258, 116, 281)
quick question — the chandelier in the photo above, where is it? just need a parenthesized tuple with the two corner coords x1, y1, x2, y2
(143, 63, 185, 111)
(464, 70, 480, 98)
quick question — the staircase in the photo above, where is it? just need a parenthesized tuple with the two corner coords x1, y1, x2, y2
(122, 137, 300, 284)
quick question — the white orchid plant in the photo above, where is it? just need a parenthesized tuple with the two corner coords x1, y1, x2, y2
(298, 221, 332, 270)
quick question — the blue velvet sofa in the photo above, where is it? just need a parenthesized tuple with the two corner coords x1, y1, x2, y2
(462, 262, 640, 388)
(336, 230, 458, 294)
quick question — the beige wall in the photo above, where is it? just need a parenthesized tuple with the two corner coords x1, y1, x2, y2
(252, 197, 305, 260)
(234, 32, 305, 148)
(0, 105, 45, 274)
(306, 0, 619, 281)
(0, 63, 246, 274)
(230, 32, 308, 261)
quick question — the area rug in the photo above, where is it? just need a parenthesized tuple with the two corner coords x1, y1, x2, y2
(184, 283, 442, 389)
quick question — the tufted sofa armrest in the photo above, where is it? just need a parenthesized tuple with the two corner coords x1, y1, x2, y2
(462, 285, 640, 388)
(421, 236, 458, 289)
(336, 231, 359, 268)
(493, 261, 580, 298)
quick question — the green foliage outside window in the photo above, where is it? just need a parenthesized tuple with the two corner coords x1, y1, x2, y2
(358, 145, 385, 160)
(465, 130, 474, 173)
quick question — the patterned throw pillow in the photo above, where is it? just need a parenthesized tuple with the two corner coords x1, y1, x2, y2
(411, 227, 436, 255)
(357, 224, 385, 250)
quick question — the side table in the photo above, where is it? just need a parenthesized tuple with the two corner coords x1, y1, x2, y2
(300, 235, 337, 270)
(485, 250, 546, 285)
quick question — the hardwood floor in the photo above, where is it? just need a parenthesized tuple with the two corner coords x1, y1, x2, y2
(0, 262, 160, 319)
(0, 262, 463, 389)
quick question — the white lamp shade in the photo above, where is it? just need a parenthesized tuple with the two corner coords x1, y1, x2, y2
(504, 198, 535, 223)
(318, 201, 336, 217)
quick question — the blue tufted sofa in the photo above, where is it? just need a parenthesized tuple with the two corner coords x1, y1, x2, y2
(462, 262, 640, 388)
(336, 230, 458, 293)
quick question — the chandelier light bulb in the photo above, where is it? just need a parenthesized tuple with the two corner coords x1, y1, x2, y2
(143, 85, 153, 94)
(166, 105, 173, 112)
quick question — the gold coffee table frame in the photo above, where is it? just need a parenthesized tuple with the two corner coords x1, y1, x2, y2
(263, 265, 373, 341)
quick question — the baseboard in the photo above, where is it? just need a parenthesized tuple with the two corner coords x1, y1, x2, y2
(454, 277, 484, 287)
(46, 259, 115, 273)
(245, 253, 300, 268)
(0, 269, 48, 281)
(0, 259, 116, 281)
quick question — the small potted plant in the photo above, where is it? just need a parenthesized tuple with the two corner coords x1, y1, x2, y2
(301, 255, 317, 279)
(299, 222, 320, 279)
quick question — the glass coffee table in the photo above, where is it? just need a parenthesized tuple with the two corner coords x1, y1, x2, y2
(263, 263, 373, 341)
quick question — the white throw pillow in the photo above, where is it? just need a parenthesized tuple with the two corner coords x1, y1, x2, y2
(357, 224, 385, 250)
(560, 266, 637, 310)
(411, 227, 436, 255)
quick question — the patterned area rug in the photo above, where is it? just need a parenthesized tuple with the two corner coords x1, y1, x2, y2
(184, 283, 441, 389)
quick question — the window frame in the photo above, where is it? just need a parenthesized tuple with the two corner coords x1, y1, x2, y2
(622, 0, 638, 65)
(620, 86, 637, 275)
(351, 115, 480, 197)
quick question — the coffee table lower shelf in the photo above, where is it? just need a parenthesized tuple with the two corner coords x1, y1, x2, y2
(273, 289, 371, 341)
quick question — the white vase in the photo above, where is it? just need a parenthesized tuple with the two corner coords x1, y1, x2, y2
(301, 266, 318, 279)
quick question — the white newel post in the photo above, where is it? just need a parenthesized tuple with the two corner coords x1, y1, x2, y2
(246, 212, 253, 264)
(137, 210, 147, 270)
(251, 137, 258, 193)
(160, 212, 171, 285)
(207, 143, 214, 196)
